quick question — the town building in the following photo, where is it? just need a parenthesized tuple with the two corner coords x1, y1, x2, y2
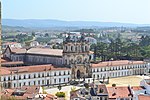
(2, 42, 22, 49)
(1, 64, 71, 88)
(1, 85, 57, 100)
(30, 41, 40, 47)
(107, 86, 133, 100)
(70, 84, 108, 100)
(92, 60, 147, 80)
(130, 78, 150, 100)
(63, 33, 92, 79)
(3, 46, 94, 67)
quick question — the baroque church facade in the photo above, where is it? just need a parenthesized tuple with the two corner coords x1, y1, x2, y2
(63, 34, 92, 79)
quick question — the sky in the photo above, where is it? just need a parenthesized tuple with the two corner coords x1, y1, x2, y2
(2, 0, 150, 24)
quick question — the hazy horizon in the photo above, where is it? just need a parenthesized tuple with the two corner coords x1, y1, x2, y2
(2, 0, 150, 24)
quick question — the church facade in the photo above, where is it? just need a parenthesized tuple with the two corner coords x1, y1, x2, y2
(63, 34, 92, 79)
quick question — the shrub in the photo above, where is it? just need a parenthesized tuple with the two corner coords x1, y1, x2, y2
(84, 83, 89, 89)
(112, 84, 116, 87)
(55, 92, 65, 97)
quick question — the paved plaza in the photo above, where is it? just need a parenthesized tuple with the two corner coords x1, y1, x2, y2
(45, 75, 149, 100)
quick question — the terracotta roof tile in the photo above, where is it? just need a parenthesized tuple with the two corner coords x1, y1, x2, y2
(107, 86, 132, 99)
(131, 86, 145, 91)
(97, 84, 108, 94)
(1, 64, 70, 75)
(2, 61, 24, 65)
(0, 68, 11, 75)
(92, 60, 145, 68)
(10, 47, 26, 54)
(27, 48, 63, 56)
(138, 95, 150, 100)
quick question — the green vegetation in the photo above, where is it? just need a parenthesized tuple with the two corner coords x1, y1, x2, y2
(92, 35, 150, 61)
(36, 37, 51, 43)
(112, 84, 116, 87)
(55, 92, 66, 97)
(84, 83, 89, 89)
(42, 87, 48, 94)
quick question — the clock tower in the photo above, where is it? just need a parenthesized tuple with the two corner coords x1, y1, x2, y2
(63, 33, 92, 79)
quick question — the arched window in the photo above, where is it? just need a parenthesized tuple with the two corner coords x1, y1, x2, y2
(65, 46, 68, 51)
(71, 46, 73, 51)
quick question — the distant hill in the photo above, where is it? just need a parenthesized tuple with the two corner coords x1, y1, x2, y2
(2, 19, 150, 28)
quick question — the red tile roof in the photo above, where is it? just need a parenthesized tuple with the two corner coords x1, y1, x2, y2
(107, 86, 132, 99)
(138, 95, 150, 100)
(0, 64, 70, 75)
(92, 60, 145, 68)
(131, 86, 145, 91)
(10, 47, 26, 54)
(44, 94, 57, 100)
(1, 86, 41, 100)
(97, 84, 108, 94)
(27, 48, 63, 56)
(2, 61, 24, 65)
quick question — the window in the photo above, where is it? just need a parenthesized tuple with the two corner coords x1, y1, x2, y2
(93, 69, 95, 72)
(59, 72, 61, 76)
(68, 71, 70, 75)
(59, 78, 61, 83)
(54, 72, 56, 76)
(93, 74, 95, 78)
(34, 74, 36, 78)
(64, 78, 65, 82)
(3, 77, 6, 81)
(8, 77, 10, 81)
(19, 75, 21, 79)
(65, 46, 67, 51)
(29, 82, 30, 86)
(13, 76, 16, 80)
(34, 81, 36, 85)
(100, 97, 102, 100)
(42, 80, 44, 84)
(64, 71, 66, 75)
(68, 78, 70, 81)
(38, 73, 40, 78)
(42, 73, 44, 77)
(47, 73, 49, 76)
(54, 79, 56, 84)
(28, 74, 31, 79)
(24, 82, 26, 86)
(71, 46, 73, 51)
(19, 83, 21, 87)
(38, 80, 40, 85)
(14, 83, 16, 88)
(24, 75, 26, 79)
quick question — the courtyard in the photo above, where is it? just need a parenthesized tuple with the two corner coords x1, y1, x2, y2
(45, 75, 149, 100)
(106, 75, 149, 87)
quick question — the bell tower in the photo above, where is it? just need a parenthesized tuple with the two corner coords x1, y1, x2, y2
(63, 33, 92, 79)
